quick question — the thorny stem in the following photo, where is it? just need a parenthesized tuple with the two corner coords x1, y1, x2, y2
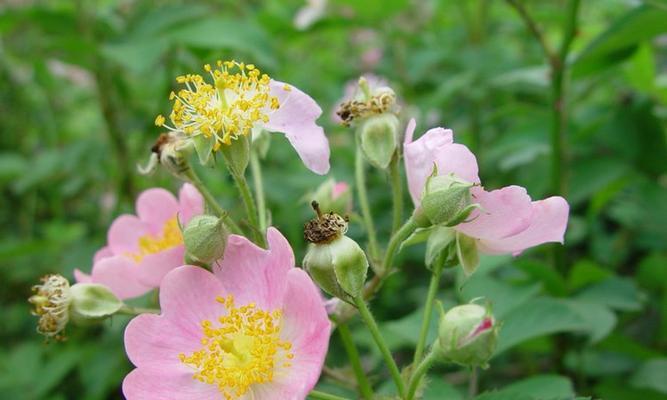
(355, 142, 381, 266)
(389, 153, 404, 234)
(413, 265, 443, 367)
(308, 390, 351, 400)
(338, 323, 374, 399)
(407, 351, 438, 400)
(249, 150, 267, 234)
(354, 297, 407, 398)
(182, 168, 242, 234)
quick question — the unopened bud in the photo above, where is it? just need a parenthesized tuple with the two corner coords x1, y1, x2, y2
(303, 202, 369, 302)
(183, 215, 228, 264)
(418, 171, 478, 227)
(359, 113, 399, 169)
(435, 303, 498, 368)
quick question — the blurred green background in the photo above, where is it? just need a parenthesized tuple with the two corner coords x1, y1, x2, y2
(1, 0, 667, 399)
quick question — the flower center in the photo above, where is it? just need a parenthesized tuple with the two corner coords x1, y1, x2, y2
(156, 60, 281, 150)
(129, 216, 182, 262)
(179, 295, 293, 399)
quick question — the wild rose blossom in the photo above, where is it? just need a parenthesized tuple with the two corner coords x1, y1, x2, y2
(404, 118, 569, 255)
(74, 183, 203, 299)
(155, 60, 330, 175)
(123, 228, 331, 399)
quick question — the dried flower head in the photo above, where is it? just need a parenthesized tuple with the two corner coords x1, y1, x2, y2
(336, 88, 396, 126)
(304, 201, 348, 244)
(29, 274, 72, 340)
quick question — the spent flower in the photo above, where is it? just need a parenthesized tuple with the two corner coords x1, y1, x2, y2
(303, 202, 369, 301)
(123, 228, 330, 399)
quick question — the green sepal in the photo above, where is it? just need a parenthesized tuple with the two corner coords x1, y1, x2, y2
(221, 134, 250, 177)
(69, 283, 122, 322)
(193, 135, 215, 166)
(456, 231, 480, 276)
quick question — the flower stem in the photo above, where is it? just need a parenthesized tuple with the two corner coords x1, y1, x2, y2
(182, 168, 242, 234)
(308, 390, 351, 400)
(117, 305, 160, 315)
(354, 297, 407, 398)
(249, 150, 267, 234)
(406, 351, 438, 400)
(381, 216, 418, 277)
(413, 267, 442, 366)
(355, 142, 380, 265)
(389, 153, 403, 234)
(338, 323, 374, 399)
(231, 170, 266, 247)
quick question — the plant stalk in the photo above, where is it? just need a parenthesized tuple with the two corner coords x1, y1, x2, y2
(338, 323, 374, 399)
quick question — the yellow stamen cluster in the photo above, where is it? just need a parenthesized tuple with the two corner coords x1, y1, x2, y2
(156, 61, 281, 150)
(128, 216, 182, 262)
(28, 274, 72, 340)
(179, 295, 293, 399)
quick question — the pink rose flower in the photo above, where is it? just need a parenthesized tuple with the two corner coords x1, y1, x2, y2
(123, 228, 331, 399)
(404, 119, 569, 255)
(74, 183, 204, 299)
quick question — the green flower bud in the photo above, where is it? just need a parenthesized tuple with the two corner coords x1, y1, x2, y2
(359, 113, 400, 169)
(303, 202, 369, 302)
(435, 303, 498, 368)
(183, 215, 228, 264)
(419, 172, 478, 226)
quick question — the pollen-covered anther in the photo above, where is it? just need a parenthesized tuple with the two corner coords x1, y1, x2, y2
(179, 295, 293, 399)
(28, 274, 72, 340)
(336, 90, 396, 126)
(127, 216, 183, 262)
(304, 201, 349, 244)
(157, 60, 280, 150)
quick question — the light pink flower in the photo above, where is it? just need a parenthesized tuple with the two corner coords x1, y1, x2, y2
(74, 184, 204, 299)
(123, 228, 331, 400)
(404, 118, 569, 255)
(266, 81, 331, 175)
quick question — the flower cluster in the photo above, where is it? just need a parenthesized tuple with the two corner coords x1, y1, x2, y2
(30, 59, 570, 400)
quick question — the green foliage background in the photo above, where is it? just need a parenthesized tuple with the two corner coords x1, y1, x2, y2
(1, 0, 666, 399)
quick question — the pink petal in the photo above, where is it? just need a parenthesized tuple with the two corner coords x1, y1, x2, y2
(404, 120, 479, 206)
(264, 80, 330, 175)
(93, 246, 113, 262)
(214, 227, 293, 310)
(477, 196, 569, 255)
(332, 181, 349, 199)
(134, 246, 186, 288)
(456, 186, 534, 241)
(123, 365, 219, 400)
(90, 256, 152, 300)
(158, 266, 226, 335)
(136, 188, 179, 233)
(124, 314, 202, 368)
(276, 269, 331, 397)
(73, 269, 92, 283)
(107, 215, 146, 255)
(178, 183, 204, 224)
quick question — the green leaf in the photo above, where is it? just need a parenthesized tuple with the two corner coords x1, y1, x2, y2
(568, 259, 612, 291)
(631, 358, 667, 394)
(460, 276, 541, 319)
(573, 5, 667, 76)
(500, 375, 574, 398)
(495, 297, 615, 354)
(575, 277, 645, 312)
